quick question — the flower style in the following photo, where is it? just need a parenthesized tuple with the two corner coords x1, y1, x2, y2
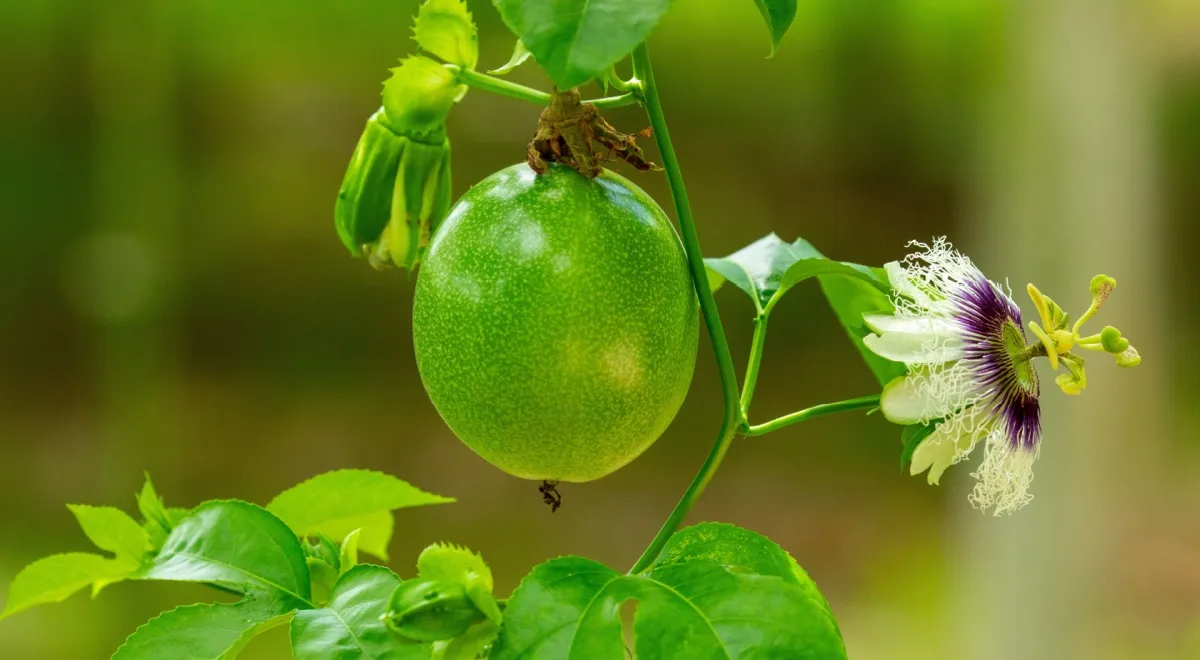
(863, 238, 1138, 516)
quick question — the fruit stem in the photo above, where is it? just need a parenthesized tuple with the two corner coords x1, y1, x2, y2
(740, 395, 882, 437)
(443, 64, 637, 109)
(627, 42, 742, 575)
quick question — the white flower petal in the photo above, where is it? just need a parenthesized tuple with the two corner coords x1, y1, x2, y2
(884, 261, 937, 311)
(862, 314, 964, 364)
(909, 434, 955, 484)
(879, 364, 980, 425)
(909, 411, 992, 485)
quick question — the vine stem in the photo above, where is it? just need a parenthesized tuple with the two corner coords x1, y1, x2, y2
(628, 42, 742, 575)
(445, 65, 637, 109)
(742, 396, 881, 436)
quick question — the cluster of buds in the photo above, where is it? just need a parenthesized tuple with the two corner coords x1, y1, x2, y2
(335, 0, 477, 272)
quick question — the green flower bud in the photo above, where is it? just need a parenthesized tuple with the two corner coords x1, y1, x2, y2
(383, 56, 462, 141)
(1099, 326, 1129, 354)
(335, 109, 406, 257)
(385, 579, 485, 642)
(366, 137, 452, 271)
(335, 55, 463, 272)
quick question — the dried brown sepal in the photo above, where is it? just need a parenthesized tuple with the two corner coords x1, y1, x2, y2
(527, 87, 660, 178)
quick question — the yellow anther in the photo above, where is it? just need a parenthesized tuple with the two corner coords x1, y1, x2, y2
(1028, 321, 1059, 371)
(1056, 354, 1087, 395)
(1055, 373, 1083, 395)
(1026, 283, 1053, 330)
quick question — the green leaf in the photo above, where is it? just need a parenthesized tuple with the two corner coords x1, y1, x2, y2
(492, 523, 846, 660)
(0, 553, 134, 620)
(705, 233, 886, 311)
(143, 500, 313, 609)
(651, 522, 838, 617)
(488, 39, 532, 75)
(433, 621, 499, 660)
(414, 0, 479, 70)
(291, 564, 429, 660)
(267, 469, 454, 561)
(137, 473, 174, 552)
(113, 598, 293, 660)
(752, 0, 797, 55)
(900, 422, 939, 470)
(67, 504, 150, 565)
(492, 0, 673, 89)
(166, 507, 192, 526)
(707, 233, 905, 385)
(818, 272, 908, 386)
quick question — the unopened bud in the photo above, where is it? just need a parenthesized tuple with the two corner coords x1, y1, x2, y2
(384, 579, 485, 642)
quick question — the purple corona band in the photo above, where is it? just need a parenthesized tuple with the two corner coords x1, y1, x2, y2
(953, 275, 1042, 452)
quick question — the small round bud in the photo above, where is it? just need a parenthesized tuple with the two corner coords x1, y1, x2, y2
(384, 579, 485, 642)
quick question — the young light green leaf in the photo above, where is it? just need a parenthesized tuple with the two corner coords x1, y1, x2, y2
(143, 500, 313, 609)
(752, 0, 798, 55)
(0, 553, 134, 620)
(291, 564, 430, 660)
(267, 469, 454, 561)
(113, 598, 293, 660)
(819, 272, 908, 386)
(137, 473, 174, 551)
(339, 529, 361, 575)
(492, 524, 846, 660)
(488, 40, 532, 75)
(67, 504, 150, 565)
(493, 0, 673, 89)
(414, 0, 479, 70)
(705, 233, 885, 311)
(416, 543, 501, 624)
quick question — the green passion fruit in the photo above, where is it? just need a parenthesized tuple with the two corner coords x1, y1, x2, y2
(412, 163, 698, 482)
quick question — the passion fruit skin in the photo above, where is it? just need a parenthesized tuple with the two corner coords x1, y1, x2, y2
(412, 163, 698, 482)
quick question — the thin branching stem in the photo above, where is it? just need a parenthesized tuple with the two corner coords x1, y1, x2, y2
(627, 42, 742, 575)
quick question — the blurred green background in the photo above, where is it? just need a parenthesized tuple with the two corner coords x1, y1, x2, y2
(1, 0, 1197, 658)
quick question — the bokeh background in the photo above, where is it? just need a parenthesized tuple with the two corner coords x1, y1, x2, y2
(1, 0, 1197, 657)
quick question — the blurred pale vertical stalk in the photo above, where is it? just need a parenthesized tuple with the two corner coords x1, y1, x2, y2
(956, 0, 1166, 658)
(87, 0, 181, 483)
